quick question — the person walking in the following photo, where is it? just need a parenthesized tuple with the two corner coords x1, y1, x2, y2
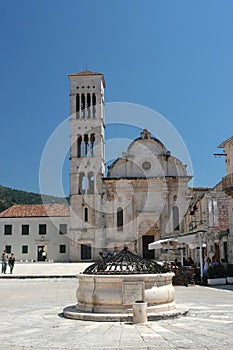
(8, 253, 15, 274)
(1, 250, 8, 274)
(42, 250, 47, 261)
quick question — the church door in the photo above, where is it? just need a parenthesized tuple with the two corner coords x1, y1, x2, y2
(142, 236, 155, 259)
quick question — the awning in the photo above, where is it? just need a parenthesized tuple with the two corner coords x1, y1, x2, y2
(148, 238, 177, 250)
(177, 234, 197, 244)
(148, 234, 197, 250)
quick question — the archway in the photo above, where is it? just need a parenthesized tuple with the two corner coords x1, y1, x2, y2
(138, 220, 159, 259)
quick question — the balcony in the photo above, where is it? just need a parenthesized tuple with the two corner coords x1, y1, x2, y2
(222, 173, 233, 197)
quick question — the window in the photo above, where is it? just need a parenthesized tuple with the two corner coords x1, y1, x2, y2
(77, 136, 82, 157)
(87, 93, 91, 118)
(59, 245, 66, 253)
(79, 170, 94, 195)
(22, 245, 28, 254)
(142, 161, 151, 170)
(59, 224, 67, 235)
(84, 207, 88, 222)
(208, 199, 218, 226)
(87, 172, 94, 194)
(81, 93, 85, 114)
(90, 133, 95, 157)
(84, 134, 89, 157)
(173, 206, 180, 231)
(22, 224, 29, 235)
(117, 207, 123, 231)
(5, 245, 11, 254)
(39, 224, 46, 235)
(79, 172, 85, 194)
(76, 94, 80, 113)
(82, 175, 87, 191)
(92, 94, 96, 118)
(4, 225, 12, 235)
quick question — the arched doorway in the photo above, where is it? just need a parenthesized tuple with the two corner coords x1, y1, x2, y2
(138, 220, 159, 259)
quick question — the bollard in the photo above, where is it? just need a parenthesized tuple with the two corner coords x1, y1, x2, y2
(133, 300, 147, 324)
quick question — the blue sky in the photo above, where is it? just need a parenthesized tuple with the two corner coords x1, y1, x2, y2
(0, 0, 233, 196)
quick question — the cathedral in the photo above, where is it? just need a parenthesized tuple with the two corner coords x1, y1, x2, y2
(69, 70, 192, 261)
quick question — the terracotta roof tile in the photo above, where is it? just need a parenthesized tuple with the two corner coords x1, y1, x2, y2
(0, 204, 70, 218)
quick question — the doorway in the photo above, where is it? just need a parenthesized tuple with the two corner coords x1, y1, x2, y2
(142, 236, 155, 259)
(81, 244, 91, 260)
(37, 246, 44, 261)
(214, 243, 220, 262)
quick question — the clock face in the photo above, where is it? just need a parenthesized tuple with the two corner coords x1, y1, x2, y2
(142, 161, 151, 170)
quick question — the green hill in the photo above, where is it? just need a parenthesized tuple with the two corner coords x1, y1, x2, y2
(0, 185, 69, 212)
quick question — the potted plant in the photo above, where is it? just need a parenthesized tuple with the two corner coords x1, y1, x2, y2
(226, 264, 233, 284)
(207, 264, 226, 286)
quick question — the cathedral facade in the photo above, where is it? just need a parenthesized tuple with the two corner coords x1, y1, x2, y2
(69, 70, 192, 261)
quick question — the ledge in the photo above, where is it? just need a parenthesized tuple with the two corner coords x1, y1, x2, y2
(63, 305, 188, 322)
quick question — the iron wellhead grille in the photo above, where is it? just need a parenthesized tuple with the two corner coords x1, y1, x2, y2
(83, 247, 167, 275)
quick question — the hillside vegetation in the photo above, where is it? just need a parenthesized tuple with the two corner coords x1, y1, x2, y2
(0, 185, 69, 212)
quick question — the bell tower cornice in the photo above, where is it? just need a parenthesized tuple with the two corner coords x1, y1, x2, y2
(68, 69, 106, 87)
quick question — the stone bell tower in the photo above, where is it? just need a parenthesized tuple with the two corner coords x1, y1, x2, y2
(69, 70, 106, 261)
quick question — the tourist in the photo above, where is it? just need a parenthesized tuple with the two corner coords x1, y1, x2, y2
(42, 251, 47, 261)
(1, 250, 8, 274)
(98, 252, 104, 260)
(187, 257, 195, 266)
(221, 258, 227, 273)
(8, 253, 15, 274)
(106, 251, 114, 258)
(212, 257, 220, 265)
(203, 257, 212, 275)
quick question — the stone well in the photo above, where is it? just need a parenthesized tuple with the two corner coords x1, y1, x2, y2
(64, 248, 180, 321)
(76, 271, 175, 314)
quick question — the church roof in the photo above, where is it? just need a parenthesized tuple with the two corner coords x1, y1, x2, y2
(106, 129, 169, 176)
(68, 69, 106, 87)
(0, 204, 70, 218)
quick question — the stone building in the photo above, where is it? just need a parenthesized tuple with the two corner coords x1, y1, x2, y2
(218, 136, 233, 263)
(181, 183, 230, 263)
(69, 70, 192, 261)
(0, 204, 70, 262)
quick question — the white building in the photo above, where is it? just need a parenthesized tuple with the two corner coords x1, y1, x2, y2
(0, 204, 70, 262)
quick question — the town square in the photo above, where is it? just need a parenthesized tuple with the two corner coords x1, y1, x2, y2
(0, 1, 233, 349)
(0, 263, 233, 349)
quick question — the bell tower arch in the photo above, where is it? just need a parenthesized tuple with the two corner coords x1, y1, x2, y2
(69, 69, 106, 261)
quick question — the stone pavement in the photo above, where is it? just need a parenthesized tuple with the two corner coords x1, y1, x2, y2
(0, 261, 91, 278)
(0, 262, 233, 350)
